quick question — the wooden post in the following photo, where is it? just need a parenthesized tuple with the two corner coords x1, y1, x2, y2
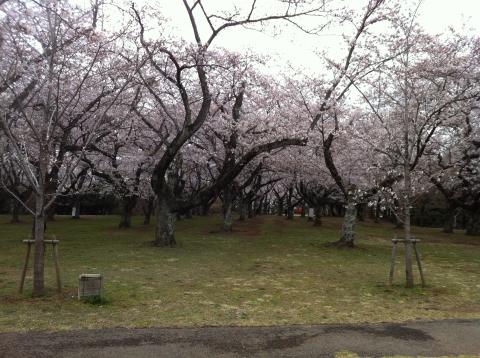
(413, 241, 426, 287)
(389, 237, 398, 285)
(19, 241, 32, 294)
(51, 236, 62, 293)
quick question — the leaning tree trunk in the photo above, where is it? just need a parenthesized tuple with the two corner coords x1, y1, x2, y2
(154, 197, 176, 247)
(222, 186, 234, 232)
(339, 201, 356, 247)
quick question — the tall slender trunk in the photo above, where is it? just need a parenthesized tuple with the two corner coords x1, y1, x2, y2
(247, 200, 254, 218)
(465, 210, 480, 236)
(119, 196, 136, 229)
(314, 205, 322, 226)
(33, 193, 46, 296)
(403, 162, 414, 287)
(47, 205, 55, 221)
(238, 194, 246, 221)
(443, 203, 455, 234)
(72, 195, 81, 219)
(286, 187, 294, 220)
(200, 202, 210, 216)
(154, 197, 176, 247)
(143, 197, 155, 225)
(374, 199, 380, 223)
(340, 201, 356, 247)
(277, 198, 283, 216)
(11, 200, 20, 223)
(222, 186, 233, 232)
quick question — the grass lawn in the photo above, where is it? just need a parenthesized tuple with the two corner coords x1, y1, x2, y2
(0, 214, 479, 333)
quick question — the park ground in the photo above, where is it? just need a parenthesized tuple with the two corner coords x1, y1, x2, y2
(0, 214, 479, 334)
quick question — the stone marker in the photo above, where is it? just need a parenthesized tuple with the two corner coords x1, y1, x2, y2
(78, 274, 103, 299)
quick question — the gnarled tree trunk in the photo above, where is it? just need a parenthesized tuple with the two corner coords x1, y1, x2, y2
(339, 201, 356, 247)
(154, 197, 176, 247)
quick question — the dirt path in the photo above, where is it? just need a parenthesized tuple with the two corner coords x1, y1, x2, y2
(1, 319, 479, 357)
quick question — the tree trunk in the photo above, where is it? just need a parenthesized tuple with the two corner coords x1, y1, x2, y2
(201, 202, 210, 216)
(222, 187, 233, 232)
(32, 194, 46, 297)
(277, 198, 283, 216)
(143, 197, 155, 225)
(339, 201, 356, 247)
(119, 196, 136, 229)
(154, 197, 176, 247)
(403, 155, 414, 288)
(443, 204, 455, 234)
(465, 210, 480, 236)
(238, 195, 246, 221)
(71, 195, 81, 219)
(357, 204, 365, 222)
(47, 205, 55, 221)
(374, 199, 380, 223)
(286, 187, 294, 220)
(314, 206, 322, 226)
(247, 201, 254, 218)
(11, 200, 20, 223)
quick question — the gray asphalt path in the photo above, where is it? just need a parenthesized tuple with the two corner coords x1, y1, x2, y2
(0, 319, 479, 357)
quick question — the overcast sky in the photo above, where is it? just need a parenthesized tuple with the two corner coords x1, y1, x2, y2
(89, 0, 479, 76)
(146, 0, 479, 75)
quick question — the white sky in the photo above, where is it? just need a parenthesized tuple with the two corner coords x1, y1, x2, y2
(148, 0, 480, 75)
(89, 0, 479, 75)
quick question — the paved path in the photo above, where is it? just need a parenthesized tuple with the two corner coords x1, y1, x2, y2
(0, 319, 479, 357)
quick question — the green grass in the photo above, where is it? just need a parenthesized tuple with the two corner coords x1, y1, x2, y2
(0, 214, 479, 333)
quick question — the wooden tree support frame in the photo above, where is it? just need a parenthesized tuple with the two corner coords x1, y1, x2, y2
(389, 236, 426, 287)
(19, 237, 62, 294)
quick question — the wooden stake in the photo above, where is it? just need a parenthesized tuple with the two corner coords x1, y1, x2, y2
(389, 237, 398, 285)
(413, 242, 426, 287)
(52, 237, 62, 293)
(19, 242, 32, 294)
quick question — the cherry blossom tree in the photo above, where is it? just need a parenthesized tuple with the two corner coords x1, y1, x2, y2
(0, 0, 133, 295)
(130, 0, 327, 246)
(353, 21, 480, 286)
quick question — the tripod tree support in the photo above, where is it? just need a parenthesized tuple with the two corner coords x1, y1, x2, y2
(19, 237, 62, 294)
(389, 236, 425, 287)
